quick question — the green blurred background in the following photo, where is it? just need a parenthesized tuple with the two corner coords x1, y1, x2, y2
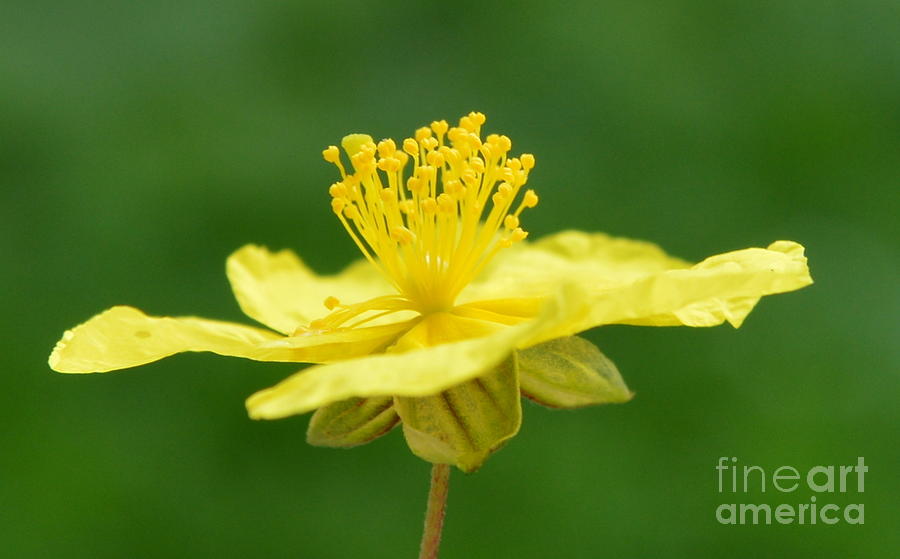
(2, 1, 898, 557)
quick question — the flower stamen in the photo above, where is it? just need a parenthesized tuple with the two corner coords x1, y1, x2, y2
(323, 112, 537, 314)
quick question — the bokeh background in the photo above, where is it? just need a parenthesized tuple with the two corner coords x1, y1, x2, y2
(2, 1, 898, 557)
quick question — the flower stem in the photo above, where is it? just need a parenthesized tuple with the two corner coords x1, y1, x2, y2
(418, 463, 451, 559)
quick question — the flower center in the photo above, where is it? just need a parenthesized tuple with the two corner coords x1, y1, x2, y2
(323, 112, 538, 315)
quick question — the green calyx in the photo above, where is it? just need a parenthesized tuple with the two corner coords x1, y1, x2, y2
(307, 396, 400, 448)
(518, 336, 633, 408)
(396, 355, 521, 473)
(305, 336, 632, 470)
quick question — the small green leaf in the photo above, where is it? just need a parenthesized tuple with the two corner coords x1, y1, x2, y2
(306, 396, 399, 448)
(395, 356, 520, 473)
(517, 336, 633, 409)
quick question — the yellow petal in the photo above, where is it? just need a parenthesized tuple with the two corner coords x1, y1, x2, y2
(49, 306, 411, 373)
(560, 240, 813, 333)
(460, 230, 691, 303)
(245, 287, 580, 419)
(261, 319, 418, 363)
(390, 311, 503, 351)
(226, 244, 393, 334)
(460, 232, 811, 335)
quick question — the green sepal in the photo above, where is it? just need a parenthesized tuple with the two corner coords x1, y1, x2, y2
(517, 336, 633, 409)
(395, 355, 521, 473)
(306, 396, 400, 448)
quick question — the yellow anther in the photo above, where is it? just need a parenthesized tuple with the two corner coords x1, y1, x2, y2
(322, 145, 340, 163)
(498, 182, 513, 196)
(466, 133, 482, 150)
(403, 138, 419, 156)
(431, 120, 449, 136)
(351, 150, 375, 170)
(377, 138, 396, 158)
(421, 137, 439, 151)
(443, 147, 461, 165)
(426, 150, 445, 167)
(507, 157, 522, 171)
(329, 182, 347, 198)
(437, 193, 455, 213)
(417, 165, 436, 181)
(406, 177, 424, 194)
(343, 205, 360, 220)
(512, 170, 527, 187)
(500, 227, 527, 248)
(394, 151, 409, 168)
(522, 189, 539, 208)
(461, 168, 478, 186)
(341, 134, 375, 158)
(468, 111, 486, 126)
(421, 197, 438, 214)
(444, 179, 464, 197)
(497, 135, 512, 153)
(377, 157, 400, 172)
(459, 115, 475, 132)
(390, 226, 415, 244)
(331, 198, 346, 214)
(380, 188, 395, 202)
(324, 296, 341, 310)
(504, 215, 520, 230)
(479, 143, 494, 161)
(469, 156, 485, 173)
(398, 200, 415, 214)
(415, 127, 432, 142)
(437, 145, 453, 164)
(500, 167, 514, 182)
(447, 127, 465, 143)
(521, 153, 535, 170)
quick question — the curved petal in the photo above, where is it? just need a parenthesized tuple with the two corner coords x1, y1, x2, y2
(245, 287, 581, 419)
(226, 244, 394, 334)
(459, 230, 691, 303)
(459, 234, 811, 335)
(558, 240, 813, 333)
(257, 319, 418, 363)
(49, 306, 413, 373)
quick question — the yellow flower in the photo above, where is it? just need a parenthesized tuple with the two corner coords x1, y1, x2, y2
(49, 112, 812, 472)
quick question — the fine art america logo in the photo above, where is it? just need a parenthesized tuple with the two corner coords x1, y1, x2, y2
(715, 457, 866, 525)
